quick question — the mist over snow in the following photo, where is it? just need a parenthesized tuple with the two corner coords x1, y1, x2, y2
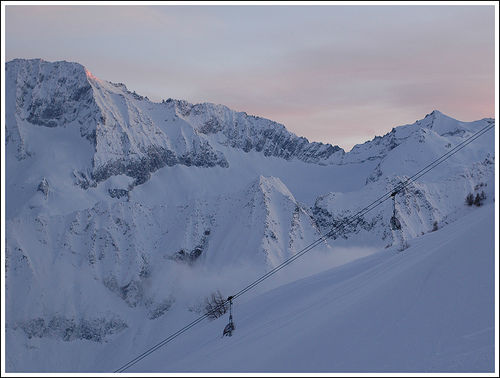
(4, 58, 496, 373)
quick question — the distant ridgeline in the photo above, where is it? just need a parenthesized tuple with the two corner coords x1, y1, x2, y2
(4, 59, 494, 372)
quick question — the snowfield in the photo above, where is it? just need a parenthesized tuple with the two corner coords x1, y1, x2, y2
(3, 58, 497, 373)
(120, 203, 495, 373)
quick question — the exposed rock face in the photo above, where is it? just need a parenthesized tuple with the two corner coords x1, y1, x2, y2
(37, 178, 49, 198)
(92, 142, 228, 186)
(171, 229, 211, 264)
(145, 298, 175, 320)
(4, 58, 496, 371)
(6, 59, 346, 190)
(6, 58, 99, 141)
(310, 115, 496, 250)
(173, 100, 344, 164)
(15, 316, 127, 342)
(108, 188, 129, 199)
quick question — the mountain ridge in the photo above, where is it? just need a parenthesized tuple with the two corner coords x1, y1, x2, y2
(6, 58, 346, 189)
(4, 57, 495, 372)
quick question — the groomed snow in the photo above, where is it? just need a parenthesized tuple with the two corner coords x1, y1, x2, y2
(117, 203, 495, 373)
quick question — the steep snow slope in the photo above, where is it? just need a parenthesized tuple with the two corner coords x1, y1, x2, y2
(312, 110, 495, 250)
(4, 58, 496, 372)
(5, 58, 344, 207)
(117, 203, 495, 373)
(6, 203, 493, 372)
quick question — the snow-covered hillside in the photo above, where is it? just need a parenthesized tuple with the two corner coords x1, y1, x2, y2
(4, 58, 496, 372)
(119, 203, 496, 373)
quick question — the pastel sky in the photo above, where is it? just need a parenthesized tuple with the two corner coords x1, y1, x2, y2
(5, 4, 495, 150)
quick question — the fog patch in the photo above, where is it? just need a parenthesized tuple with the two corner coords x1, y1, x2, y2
(263, 245, 380, 291)
(156, 245, 380, 311)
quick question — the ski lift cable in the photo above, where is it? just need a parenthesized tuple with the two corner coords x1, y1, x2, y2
(233, 122, 495, 300)
(114, 122, 494, 373)
(115, 122, 494, 372)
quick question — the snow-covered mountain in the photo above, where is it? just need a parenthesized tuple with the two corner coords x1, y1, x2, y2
(4, 58, 496, 372)
(6, 58, 343, 191)
(118, 203, 496, 373)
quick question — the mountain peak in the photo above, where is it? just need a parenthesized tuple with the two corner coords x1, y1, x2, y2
(422, 109, 455, 124)
(5, 58, 348, 191)
(5, 58, 493, 192)
(256, 176, 294, 198)
(7, 57, 87, 73)
(425, 109, 444, 118)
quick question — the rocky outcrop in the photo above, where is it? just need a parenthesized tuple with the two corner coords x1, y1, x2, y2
(6, 59, 347, 190)
(6, 58, 99, 141)
(172, 229, 211, 264)
(37, 178, 49, 198)
(173, 100, 345, 165)
(15, 316, 127, 342)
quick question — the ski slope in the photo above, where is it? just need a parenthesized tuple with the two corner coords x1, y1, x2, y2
(4, 58, 496, 373)
(116, 203, 495, 373)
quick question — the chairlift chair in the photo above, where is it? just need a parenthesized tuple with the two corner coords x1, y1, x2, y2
(390, 191, 402, 231)
(223, 296, 235, 337)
